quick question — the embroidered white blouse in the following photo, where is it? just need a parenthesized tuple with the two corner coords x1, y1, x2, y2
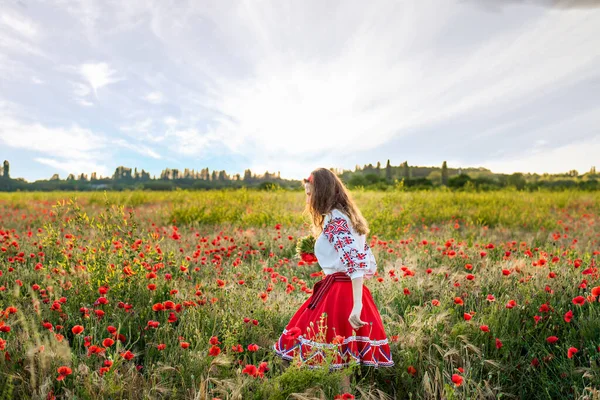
(314, 208, 378, 280)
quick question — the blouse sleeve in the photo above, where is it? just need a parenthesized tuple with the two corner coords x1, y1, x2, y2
(323, 213, 370, 280)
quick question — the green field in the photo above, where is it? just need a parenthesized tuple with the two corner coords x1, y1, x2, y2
(0, 189, 599, 399)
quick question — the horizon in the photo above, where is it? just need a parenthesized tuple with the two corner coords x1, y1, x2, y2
(0, 158, 592, 183)
(1, 0, 599, 182)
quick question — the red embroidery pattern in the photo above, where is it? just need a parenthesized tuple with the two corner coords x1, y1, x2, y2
(324, 216, 369, 275)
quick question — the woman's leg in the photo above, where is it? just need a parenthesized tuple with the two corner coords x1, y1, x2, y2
(340, 373, 352, 392)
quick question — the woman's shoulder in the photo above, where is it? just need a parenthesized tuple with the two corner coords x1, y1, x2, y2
(324, 208, 346, 222)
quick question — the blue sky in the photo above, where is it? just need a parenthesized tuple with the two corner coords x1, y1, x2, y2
(0, 0, 599, 182)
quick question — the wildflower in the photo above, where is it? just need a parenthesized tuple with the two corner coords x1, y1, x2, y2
(546, 336, 559, 344)
(56, 366, 72, 381)
(451, 374, 463, 387)
(71, 325, 84, 335)
(209, 345, 221, 356)
(572, 296, 586, 306)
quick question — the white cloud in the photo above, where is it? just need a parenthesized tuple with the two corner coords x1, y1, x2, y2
(164, 128, 222, 156)
(34, 157, 109, 178)
(80, 62, 121, 97)
(156, 0, 600, 166)
(143, 91, 164, 104)
(163, 117, 178, 126)
(0, 11, 38, 38)
(1, 0, 599, 181)
(464, 136, 600, 175)
(120, 118, 153, 133)
(0, 116, 161, 179)
(111, 138, 162, 159)
(0, 117, 106, 157)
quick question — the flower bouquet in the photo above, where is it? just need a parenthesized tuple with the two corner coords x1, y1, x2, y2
(296, 235, 318, 264)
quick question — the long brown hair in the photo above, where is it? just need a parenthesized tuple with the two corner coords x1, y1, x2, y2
(303, 168, 369, 237)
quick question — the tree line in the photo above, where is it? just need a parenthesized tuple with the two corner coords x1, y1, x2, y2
(0, 160, 597, 192)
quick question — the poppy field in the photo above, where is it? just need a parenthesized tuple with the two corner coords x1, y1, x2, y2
(0, 189, 599, 399)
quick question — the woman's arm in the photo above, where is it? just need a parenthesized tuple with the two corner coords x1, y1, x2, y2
(349, 275, 367, 329)
(351, 275, 363, 309)
(321, 213, 369, 329)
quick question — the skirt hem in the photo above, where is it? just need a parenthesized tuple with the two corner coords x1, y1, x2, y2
(272, 344, 395, 370)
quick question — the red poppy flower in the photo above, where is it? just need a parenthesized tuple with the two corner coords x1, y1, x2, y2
(180, 342, 190, 349)
(546, 336, 559, 344)
(502, 269, 511, 276)
(209, 345, 221, 356)
(164, 301, 175, 309)
(209, 336, 221, 345)
(407, 365, 417, 376)
(258, 361, 270, 373)
(431, 299, 440, 306)
(71, 325, 84, 335)
(102, 338, 115, 347)
(505, 300, 517, 309)
(242, 364, 258, 377)
(334, 394, 355, 400)
(480, 325, 490, 332)
(564, 310, 573, 323)
(572, 296, 586, 306)
(463, 313, 472, 321)
(567, 347, 578, 359)
(120, 350, 134, 360)
(495, 338, 503, 349)
(332, 335, 345, 345)
(454, 297, 464, 306)
(56, 366, 72, 381)
(452, 374, 463, 387)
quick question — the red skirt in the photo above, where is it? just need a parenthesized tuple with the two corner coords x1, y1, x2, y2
(273, 272, 394, 370)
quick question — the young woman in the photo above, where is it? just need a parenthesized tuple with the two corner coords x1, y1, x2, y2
(273, 168, 394, 373)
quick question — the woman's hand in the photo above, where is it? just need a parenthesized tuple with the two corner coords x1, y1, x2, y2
(348, 304, 368, 330)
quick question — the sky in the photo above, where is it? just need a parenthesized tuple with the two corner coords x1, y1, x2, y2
(0, 0, 599, 182)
